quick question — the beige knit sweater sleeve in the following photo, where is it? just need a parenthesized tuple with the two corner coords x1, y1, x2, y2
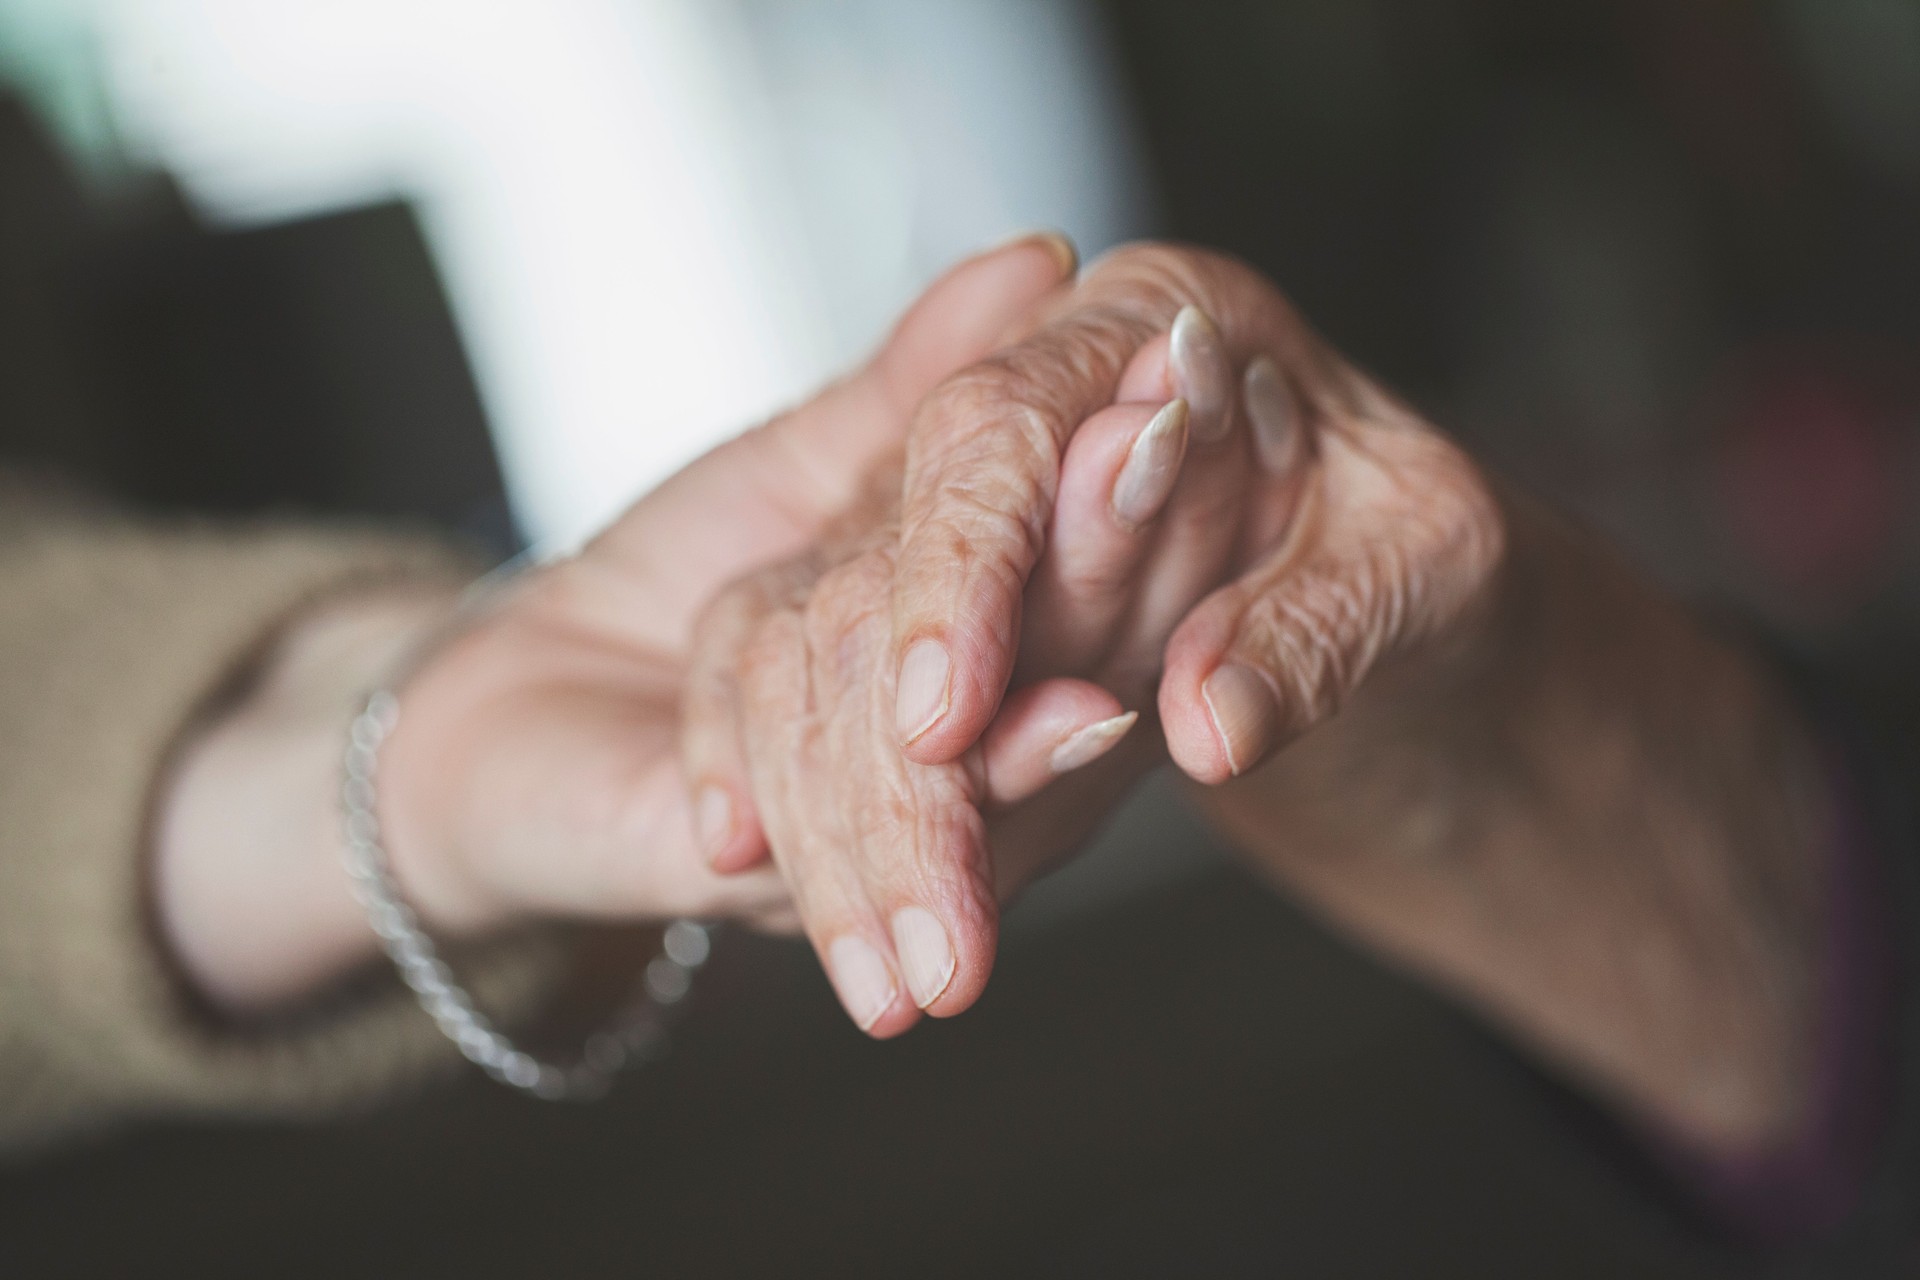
(0, 495, 558, 1153)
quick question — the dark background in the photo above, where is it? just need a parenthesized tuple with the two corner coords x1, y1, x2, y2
(3, 1, 1917, 1274)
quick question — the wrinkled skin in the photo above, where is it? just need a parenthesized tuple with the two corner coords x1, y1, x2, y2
(159, 229, 1822, 1158)
(693, 244, 1826, 1163)
(374, 237, 1083, 937)
(687, 244, 1504, 1036)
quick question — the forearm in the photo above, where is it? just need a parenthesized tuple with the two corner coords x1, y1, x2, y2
(1194, 495, 1831, 1153)
(154, 589, 457, 1013)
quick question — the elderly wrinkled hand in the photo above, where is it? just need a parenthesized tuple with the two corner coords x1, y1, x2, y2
(687, 243, 1505, 1035)
(156, 234, 1106, 1016)
(346, 238, 1081, 946)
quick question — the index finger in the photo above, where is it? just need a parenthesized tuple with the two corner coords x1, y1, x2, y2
(890, 243, 1287, 764)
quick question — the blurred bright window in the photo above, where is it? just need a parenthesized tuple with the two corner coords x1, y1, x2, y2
(1, 0, 1150, 547)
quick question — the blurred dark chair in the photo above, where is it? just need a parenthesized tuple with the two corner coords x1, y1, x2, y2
(0, 94, 511, 550)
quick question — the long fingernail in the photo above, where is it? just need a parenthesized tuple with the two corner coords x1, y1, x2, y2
(1050, 711, 1139, 773)
(1111, 400, 1189, 529)
(828, 935, 899, 1031)
(1170, 305, 1231, 444)
(890, 906, 956, 1009)
(895, 639, 952, 745)
(1244, 356, 1299, 473)
(1201, 663, 1279, 777)
(694, 784, 734, 864)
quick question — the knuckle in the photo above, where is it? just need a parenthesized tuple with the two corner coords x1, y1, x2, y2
(916, 365, 1038, 452)
(923, 395, 1056, 488)
(905, 379, 1061, 550)
(1090, 242, 1210, 306)
(1085, 241, 1303, 358)
(884, 790, 994, 915)
(991, 327, 1122, 410)
(918, 474, 1045, 564)
(896, 470, 1050, 641)
(803, 551, 894, 668)
(900, 515, 1031, 663)
(1240, 556, 1395, 726)
(1386, 435, 1509, 626)
(1085, 242, 1242, 324)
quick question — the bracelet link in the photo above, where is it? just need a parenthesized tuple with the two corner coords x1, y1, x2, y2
(342, 687, 708, 1101)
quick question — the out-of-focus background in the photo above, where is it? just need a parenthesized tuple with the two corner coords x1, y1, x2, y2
(0, 0, 1151, 551)
(2, 1, 1917, 1275)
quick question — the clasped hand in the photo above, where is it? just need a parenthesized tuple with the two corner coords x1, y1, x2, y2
(384, 236, 1504, 1038)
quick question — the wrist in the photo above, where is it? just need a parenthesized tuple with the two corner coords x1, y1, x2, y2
(154, 585, 459, 1012)
(1476, 511, 1831, 1146)
(372, 563, 662, 937)
(374, 608, 530, 937)
(1192, 491, 1830, 1151)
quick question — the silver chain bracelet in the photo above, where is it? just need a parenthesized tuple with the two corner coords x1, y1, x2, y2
(340, 568, 710, 1101)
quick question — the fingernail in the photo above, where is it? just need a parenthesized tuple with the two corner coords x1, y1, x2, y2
(694, 785, 734, 863)
(828, 935, 899, 1031)
(1201, 663, 1279, 777)
(895, 639, 952, 745)
(1244, 356, 1299, 473)
(996, 228, 1078, 278)
(1031, 230, 1079, 277)
(1050, 711, 1139, 773)
(890, 906, 956, 1009)
(1110, 400, 1189, 529)
(1170, 305, 1231, 444)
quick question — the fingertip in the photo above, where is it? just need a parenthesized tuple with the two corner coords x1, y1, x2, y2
(919, 939, 993, 1020)
(692, 782, 734, 858)
(895, 634, 1008, 765)
(813, 805, 1000, 1034)
(1170, 305, 1233, 444)
(1001, 228, 1078, 280)
(1159, 615, 1249, 785)
(895, 636, 954, 748)
(1164, 657, 1281, 784)
(1043, 399, 1186, 557)
(1108, 399, 1190, 530)
(1159, 674, 1237, 785)
(826, 933, 912, 1036)
(1050, 710, 1138, 774)
(928, 883, 1001, 1019)
(979, 678, 1132, 805)
(694, 782, 769, 873)
(891, 905, 957, 1009)
(1244, 355, 1307, 475)
(891, 864, 999, 1021)
(860, 1001, 924, 1040)
(959, 228, 1078, 291)
(949, 231, 1077, 313)
(1200, 662, 1280, 778)
(707, 837, 769, 876)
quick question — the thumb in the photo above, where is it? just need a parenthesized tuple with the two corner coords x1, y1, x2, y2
(1159, 426, 1506, 784)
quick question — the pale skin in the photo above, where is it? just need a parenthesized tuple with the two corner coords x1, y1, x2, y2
(157, 239, 1827, 1165)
